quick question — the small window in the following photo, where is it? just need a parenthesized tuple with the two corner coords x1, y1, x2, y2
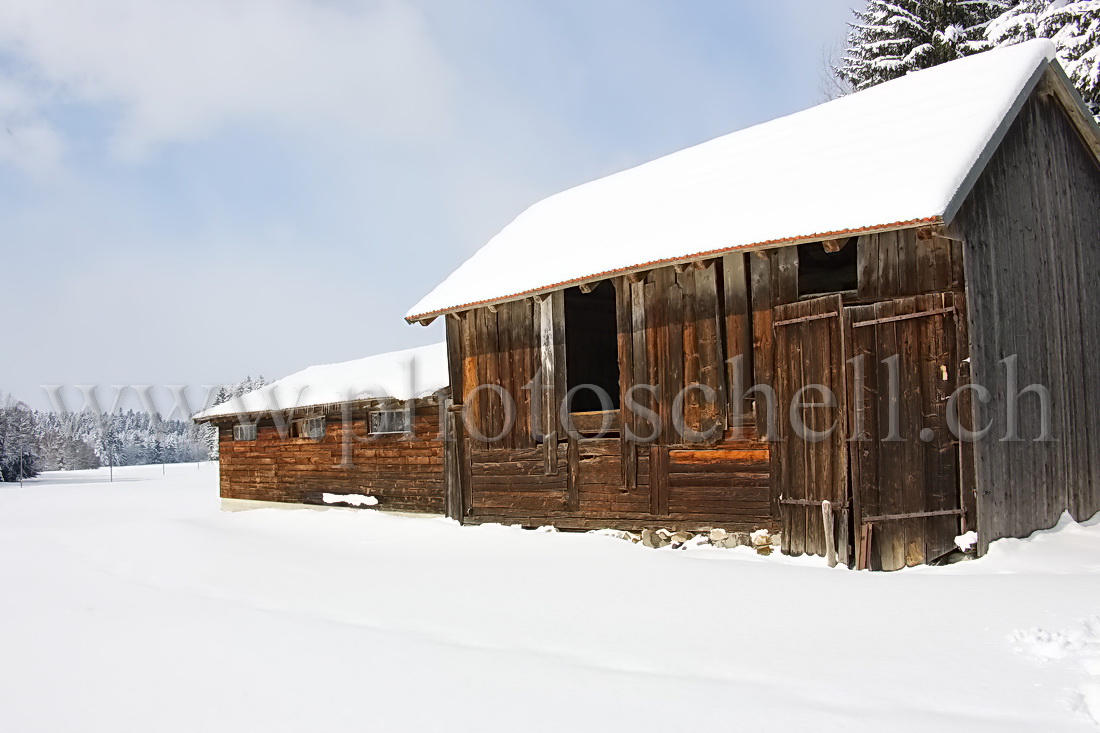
(294, 416, 325, 440)
(798, 238, 858, 297)
(233, 423, 257, 441)
(370, 409, 411, 435)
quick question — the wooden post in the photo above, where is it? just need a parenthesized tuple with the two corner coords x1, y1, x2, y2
(857, 523, 873, 570)
(538, 295, 559, 475)
(822, 500, 837, 568)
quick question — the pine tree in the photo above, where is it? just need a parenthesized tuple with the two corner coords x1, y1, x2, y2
(1041, 1, 1099, 118)
(837, 1, 1012, 91)
(986, 0, 1047, 45)
(0, 396, 39, 481)
(988, 1, 1100, 120)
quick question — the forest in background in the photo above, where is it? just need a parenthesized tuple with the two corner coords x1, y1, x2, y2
(0, 377, 265, 481)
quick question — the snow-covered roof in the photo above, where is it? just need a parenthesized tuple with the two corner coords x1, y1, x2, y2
(407, 40, 1059, 322)
(193, 343, 449, 421)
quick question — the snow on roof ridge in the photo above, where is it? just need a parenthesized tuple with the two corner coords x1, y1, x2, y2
(193, 342, 449, 421)
(406, 40, 1057, 321)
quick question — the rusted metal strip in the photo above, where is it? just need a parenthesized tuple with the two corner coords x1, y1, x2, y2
(772, 311, 839, 328)
(862, 508, 963, 522)
(851, 306, 955, 329)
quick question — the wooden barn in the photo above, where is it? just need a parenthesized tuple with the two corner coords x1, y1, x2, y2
(193, 344, 450, 514)
(406, 40, 1100, 570)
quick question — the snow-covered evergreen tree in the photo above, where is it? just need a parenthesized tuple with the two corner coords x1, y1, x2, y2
(0, 396, 39, 481)
(200, 375, 268, 461)
(837, 1, 1012, 91)
(988, 1, 1100, 120)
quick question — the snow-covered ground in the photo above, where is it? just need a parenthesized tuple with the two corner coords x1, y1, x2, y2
(2, 464, 1099, 731)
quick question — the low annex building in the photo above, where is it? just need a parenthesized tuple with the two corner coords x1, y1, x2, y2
(193, 344, 450, 514)
(406, 40, 1100, 570)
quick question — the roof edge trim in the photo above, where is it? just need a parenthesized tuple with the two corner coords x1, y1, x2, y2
(405, 216, 941, 323)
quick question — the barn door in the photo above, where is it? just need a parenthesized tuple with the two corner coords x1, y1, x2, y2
(772, 295, 850, 562)
(844, 293, 961, 571)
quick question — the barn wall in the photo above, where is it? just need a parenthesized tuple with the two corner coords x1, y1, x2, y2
(216, 399, 446, 514)
(446, 257, 773, 531)
(955, 77, 1100, 552)
(856, 228, 963, 300)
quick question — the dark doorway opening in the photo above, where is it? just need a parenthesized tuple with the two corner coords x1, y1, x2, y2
(798, 238, 858, 297)
(564, 281, 621, 412)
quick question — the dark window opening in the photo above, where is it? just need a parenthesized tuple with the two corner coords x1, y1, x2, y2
(370, 409, 411, 435)
(294, 416, 325, 440)
(797, 238, 858, 297)
(233, 423, 257, 441)
(564, 281, 621, 412)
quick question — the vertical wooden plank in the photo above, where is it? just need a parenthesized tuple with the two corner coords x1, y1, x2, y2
(948, 238, 965, 292)
(630, 278, 649, 445)
(722, 252, 752, 423)
(497, 301, 515, 450)
(658, 266, 684, 445)
(678, 266, 702, 442)
(895, 228, 920, 297)
(551, 290, 568, 448)
(695, 260, 726, 442)
(566, 435, 580, 511)
(872, 299, 903, 571)
(614, 277, 638, 489)
(845, 303, 878, 569)
(644, 277, 661, 445)
(801, 307, 821, 556)
(876, 230, 900, 298)
(443, 401, 465, 521)
(650, 444, 669, 516)
(775, 246, 799, 305)
(482, 308, 502, 448)
(518, 298, 537, 449)
(898, 296, 926, 567)
(750, 251, 775, 439)
(445, 314, 464, 405)
(856, 233, 877, 300)
(460, 311, 479, 430)
(954, 292, 978, 532)
(773, 301, 792, 547)
(538, 295, 559, 475)
(831, 295, 851, 562)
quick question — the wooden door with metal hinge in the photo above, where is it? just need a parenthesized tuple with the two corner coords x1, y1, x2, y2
(844, 292, 963, 571)
(772, 294, 851, 564)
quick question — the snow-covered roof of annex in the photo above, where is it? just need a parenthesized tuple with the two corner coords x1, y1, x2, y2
(192, 342, 449, 422)
(406, 39, 1068, 323)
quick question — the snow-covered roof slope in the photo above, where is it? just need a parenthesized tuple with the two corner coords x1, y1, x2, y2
(407, 40, 1057, 321)
(193, 343, 448, 421)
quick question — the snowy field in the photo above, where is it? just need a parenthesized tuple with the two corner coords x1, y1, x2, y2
(2, 465, 1099, 731)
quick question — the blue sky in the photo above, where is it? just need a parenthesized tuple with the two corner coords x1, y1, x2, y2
(0, 0, 858, 411)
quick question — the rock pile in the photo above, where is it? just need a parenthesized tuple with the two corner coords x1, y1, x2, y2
(628, 527, 779, 553)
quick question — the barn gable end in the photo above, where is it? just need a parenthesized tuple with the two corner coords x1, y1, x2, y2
(953, 69, 1100, 553)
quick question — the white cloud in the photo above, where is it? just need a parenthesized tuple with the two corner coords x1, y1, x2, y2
(0, 0, 456, 160)
(0, 77, 63, 178)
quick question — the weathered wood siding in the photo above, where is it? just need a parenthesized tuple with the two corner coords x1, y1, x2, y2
(856, 228, 963, 300)
(465, 425, 771, 531)
(217, 400, 446, 513)
(446, 256, 771, 531)
(954, 77, 1100, 553)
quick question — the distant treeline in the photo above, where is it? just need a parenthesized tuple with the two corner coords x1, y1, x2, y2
(0, 377, 266, 481)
